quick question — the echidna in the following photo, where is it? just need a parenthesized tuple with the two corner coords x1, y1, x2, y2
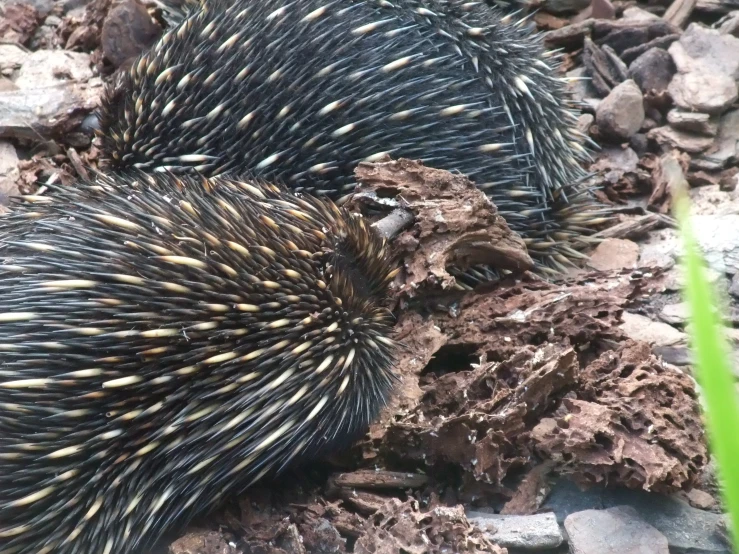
(98, 0, 608, 283)
(0, 171, 397, 554)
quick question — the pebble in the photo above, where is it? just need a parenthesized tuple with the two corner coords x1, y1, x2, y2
(628, 47, 675, 94)
(717, 11, 739, 36)
(565, 506, 669, 554)
(540, 0, 591, 15)
(0, 140, 19, 208)
(588, 238, 640, 271)
(466, 512, 563, 550)
(695, 110, 739, 171)
(660, 302, 688, 326)
(730, 273, 739, 298)
(102, 0, 162, 68)
(671, 23, 739, 80)
(620, 312, 686, 347)
(566, 67, 600, 109)
(543, 479, 732, 554)
(647, 125, 715, 153)
(13, 50, 93, 89)
(667, 110, 718, 136)
(596, 79, 645, 140)
(668, 24, 739, 114)
(19, 0, 55, 17)
(691, 213, 739, 274)
(684, 489, 718, 511)
(0, 79, 103, 141)
(668, 69, 738, 115)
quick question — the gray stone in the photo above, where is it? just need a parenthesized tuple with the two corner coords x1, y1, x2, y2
(629, 48, 675, 94)
(647, 125, 715, 153)
(542, 479, 732, 554)
(717, 11, 739, 36)
(577, 113, 594, 135)
(0, 79, 103, 141)
(660, 302, 688, 325)
(20, 0, 56, 17)
(668, 69, 738, 115)
(692, 214, 739, 274)
(0, 141, 19, 208)
(566, 67, 600, 107)
(588, 238, 640, 272)
(696, 110, 739, 171)
(14, 50, 93, 90)
(539, 0, 590, 15)
(467, 512, 563, 550)
(620, 312, 686, 347)
(621, 6, 662, 22)
(667, 110, 719, 136)
(596, 80, 645, 140)
(730, 273, 739, 298)
(671, 23, 739, 80)
(101, 0, 162, 68)
(565, 506, 669, 554)
(0, 45, 29, 77)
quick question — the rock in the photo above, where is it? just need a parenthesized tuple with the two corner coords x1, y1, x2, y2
(13, 50, 93, 89)
(668, 69, 738, 115)
(588, 238, 640, 271)
(620, 312, 686, 347)
(667, 110, 719, 136)
(0, 141, 19, 209)
(692, 213, 739, 274)
(565, 506, 669, 554)
(170, 530, 244, 554)
(667, 24, 739, 114)
(630, 133, 648, 154)
(639, 227, 678, 269)
(0, 2, 40, 45)
(543, 479, 732, 554)
(696, 110, 739, 171)
(648, 125, 715, 153)
(684, 489, 718, 511)
(590, 146, 639, 184)
(577, 113, 594, 134)
(730, 273, 739, 297)
(18, 0, 55, 18)
(591, 0, 616, 19)
(629, 48, 676, 93)
(671, 23, 739, 80)
(622, 6, 663, 22)
(467, 512, 564, 550)
(653, 345, 691, 366)
(540, 0, 591, 15)
(567, 67, 600, 107)
(717, 11, 739, 36)
(0, 44, 29, 76)
(102, 0, 162, 68)
(596, 80, 645, 140)
(0, 79, 103, 141)
(660, 302, 688, 325)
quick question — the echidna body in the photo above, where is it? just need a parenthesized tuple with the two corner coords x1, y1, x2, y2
(99, 0, 605, 279)
(0, 171, 397, 554)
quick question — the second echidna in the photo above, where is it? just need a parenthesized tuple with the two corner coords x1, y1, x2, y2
(98, 0, 608, 282)
(0, 171, 397, 554)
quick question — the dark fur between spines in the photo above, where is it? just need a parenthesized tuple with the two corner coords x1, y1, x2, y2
(97, 0, 610, 286)
(0, 170, 398, 554)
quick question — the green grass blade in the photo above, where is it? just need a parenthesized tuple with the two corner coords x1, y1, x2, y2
(675, 191, 739, 550)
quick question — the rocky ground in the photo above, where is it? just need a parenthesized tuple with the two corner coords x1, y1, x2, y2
(1, 0, 738, 552)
